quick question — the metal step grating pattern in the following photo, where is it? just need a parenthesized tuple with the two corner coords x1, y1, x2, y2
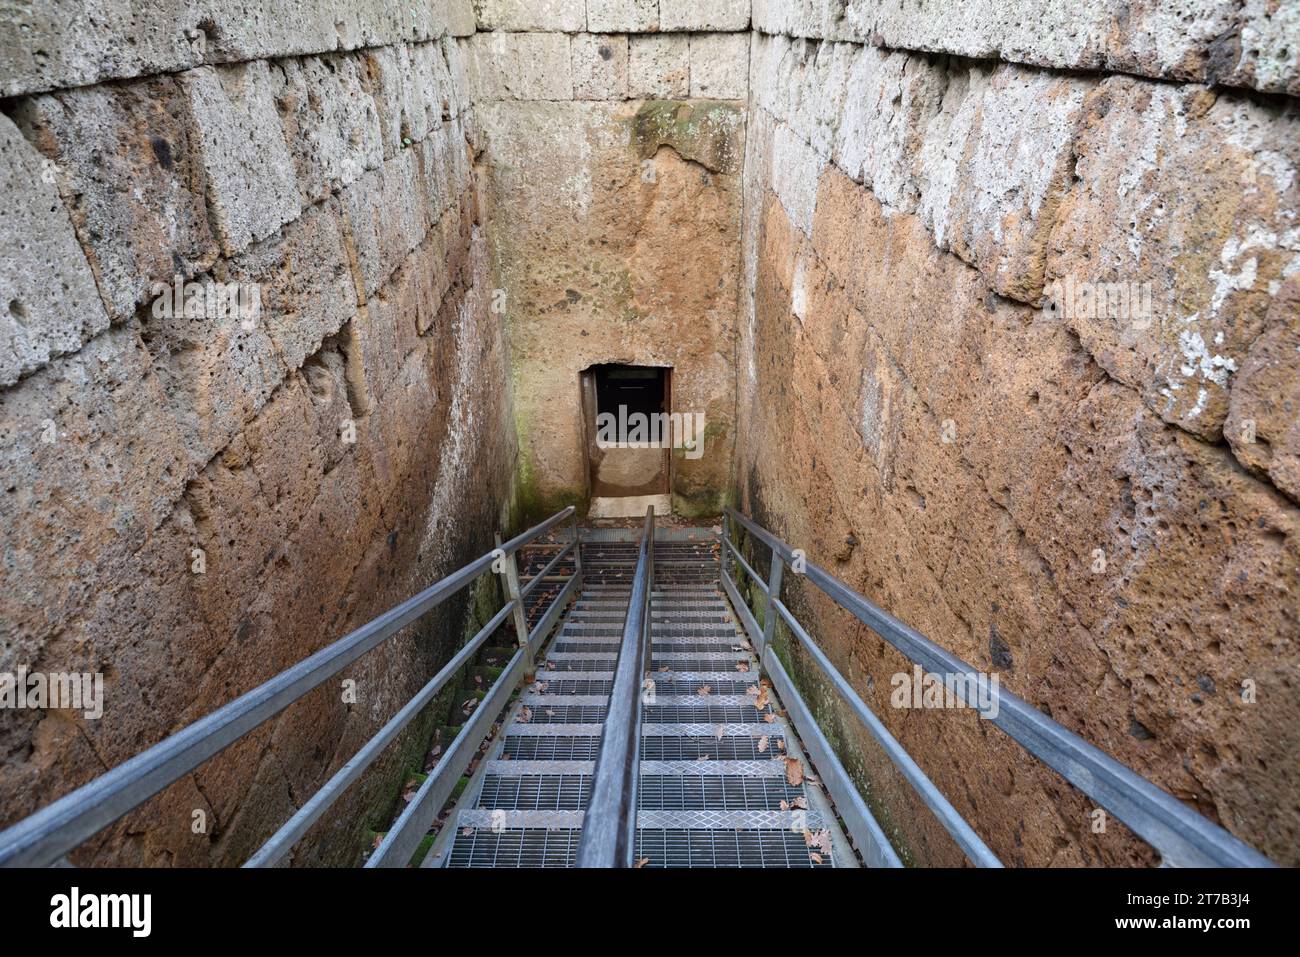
(436, 531, 857, 869)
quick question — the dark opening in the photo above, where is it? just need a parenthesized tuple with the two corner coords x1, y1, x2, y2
(593, 364, 667, 419)
(583, 364, 671, 499)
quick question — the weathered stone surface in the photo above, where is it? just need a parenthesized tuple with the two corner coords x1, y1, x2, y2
(832, 46, 946, 214)
(629, 35, 691, 99)
(755, 0, 1300, 95)
(13, 77, 219, 324)
(587, 0, 659, 34)
(0, 113, 111, 387)
(273, 53, 384, 204)
(469, 32, 575, 100)
(690, 33, 750, 100)
(1225, 278, 1300, 504)
(180, 61, 300, 257)
(1047, 77, 1300, 442)
(770, 123, 823, 236)
(740, 165, 1300, 865)
(572, 33, 630, 101)
(918, 63, 1092, 302)
(479, 99, 742, 516)
(660, 0, 751, 32)
(476, 0, 586, 32)
(0, 0, 202, 98)
(632, 101, 747, 175)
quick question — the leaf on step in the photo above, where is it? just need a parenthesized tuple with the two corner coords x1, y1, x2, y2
(545, 661, 556, 671)
(779, 800, 790, 811)
(635, 858, 650, 869)
(785, 757, 804, 787)
(810, 852, 823, 864)
(792, 796, 808, 809)
(776, 737, 786, 749)
(757, 735, 769, 753)
(753, 687, 771, 710)
(714, 725, 725, 740)
(659, 665, 670, 673)
(545, 709, 555, 717)
(698, 684, 712, 696)
(735, 662, 750, 673)
(763, 713, 776, 724)
(745, 684, 760, 697)
(517, 706, 533, 724)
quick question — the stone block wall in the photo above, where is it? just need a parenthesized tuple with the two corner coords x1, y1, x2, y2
(465, 1, 752, 518)
(0, 1, 518, 865)
(736, 7, 1299, 865)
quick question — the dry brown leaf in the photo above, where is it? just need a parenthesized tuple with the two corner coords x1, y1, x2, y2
(714, 725, 725, 740)
(745, 684, 760, 697)
(792, 796, 808, 809)
(757, 735, 769, 753)
(779, 800, 790, 811)
(735, 662, 750, 673)
(635, 858, 650, 868)
(810, 852, 823, 864)
(517, 706, 533, 724)
(763, 713, 776, 724)
(776, 739, 786, 750)
(785, 757, 804, 787)
(461, 827, 474, 837)
(698, 684, 712, 696)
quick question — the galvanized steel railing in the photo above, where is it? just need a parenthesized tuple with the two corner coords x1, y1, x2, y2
(575, 506, 655, 867)
(0, 507, 583, 869)
(720, 507, 1274, 868)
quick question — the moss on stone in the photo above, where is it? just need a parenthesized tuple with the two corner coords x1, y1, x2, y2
(631, 100, 745, 175)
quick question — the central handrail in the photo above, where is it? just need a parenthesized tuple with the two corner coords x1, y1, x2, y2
(576, 506, 655, 867)
(0, 506, 582, 868)
(721, 506, 1274, 868)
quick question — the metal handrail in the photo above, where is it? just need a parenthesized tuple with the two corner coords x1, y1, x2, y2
(721, 507, 1275, 868)
(575, 506, 655, 867)
(0, 506, 582, 868)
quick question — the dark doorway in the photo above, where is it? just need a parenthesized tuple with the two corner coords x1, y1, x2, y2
(581, 364, 671, 499)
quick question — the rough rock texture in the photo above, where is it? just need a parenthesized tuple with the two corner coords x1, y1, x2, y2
(478, 98, 743, 518)
(739, 16, 1300, 866)
(0, 29, 515, 867)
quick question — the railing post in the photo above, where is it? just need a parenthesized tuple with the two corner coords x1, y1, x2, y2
(495, 531, 534, 671)
(762, 548, 784, 652)
(571, 512, 584, 588)
(720, 511, 731, 582)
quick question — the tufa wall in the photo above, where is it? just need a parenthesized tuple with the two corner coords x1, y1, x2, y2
(735, 1, 1299, 865)
(0, 1, 519, 864)
(468, 2, 750, 519)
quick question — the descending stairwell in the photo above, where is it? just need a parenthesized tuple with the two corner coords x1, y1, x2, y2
(430, 534, 852, 868)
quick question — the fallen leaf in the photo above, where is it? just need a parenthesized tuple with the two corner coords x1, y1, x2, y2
(735, 662, 750, 673)
(810, 852, 823, 864)
(745, 684, 760, 697)
(698, 684, 712, 696)
(764, 713, 776, 724)
(792, 796, 808, 809)
(779, 800, 790, 811)
(635, 858, 650, 869)
(757, 735, 769, 753)
(714, 726, 725, 740)
(461, 827, 474, 837)
(517, 706, 533, 724)
(776, 737, 786, 749)
(785, 757, 804, 787)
